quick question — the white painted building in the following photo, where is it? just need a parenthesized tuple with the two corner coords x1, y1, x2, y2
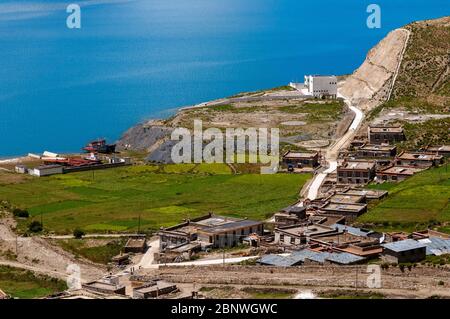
(29, 164, 63, 177)
(304, 75, 337, 98)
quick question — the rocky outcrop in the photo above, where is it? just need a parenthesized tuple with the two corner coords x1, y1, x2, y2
(116, 120, 173, 153)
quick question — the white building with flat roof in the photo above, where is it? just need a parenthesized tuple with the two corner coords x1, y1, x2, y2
(304, 75, 337, 98)
(29, 165, 63, 177)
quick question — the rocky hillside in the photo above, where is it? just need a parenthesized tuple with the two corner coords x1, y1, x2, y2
(393, 16, 450, 108)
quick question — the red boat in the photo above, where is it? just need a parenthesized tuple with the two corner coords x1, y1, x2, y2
(83, 139, 116, 154)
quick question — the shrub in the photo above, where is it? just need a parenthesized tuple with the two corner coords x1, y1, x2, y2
(13, 208, 29, 218)
(73, 228, 85, 239)
(438, 280, 444, 286)
(28, 221, 43, 233)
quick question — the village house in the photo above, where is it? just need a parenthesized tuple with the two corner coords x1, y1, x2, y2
(376, 165, 424, 182)
(424, 145, 450, 157)
(82, 276, 126, 296)
(274, 224, 338, 246)
(259, 249, 365, 267)
(395, 151, 444, 168)
(368, 125, 405, 144)
(14, 165, 28, 174)
(158, 213, 263, 250)
(337, 161, 376, 184)
(354, 144, 397, 158)
(28, 164, 63, 177)
(274, 205, 307, 226)
(281, 150, 319, 169)
(319, 202, 367, 219)
(329, 193, 366, 205)
(133, 281, 178, 299)
(382, 239, 426, 263)
(124, 237, 147, 253)
(197, 219, 263, 248)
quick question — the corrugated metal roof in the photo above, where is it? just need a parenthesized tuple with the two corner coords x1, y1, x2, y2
(382, 239, 425, 252)
(305, 251, 332, 263)
(260, 249, 366, 266)
(418, 237, 450, 256)
(326, 252, 365, 264)
(259, 254, 303, 267)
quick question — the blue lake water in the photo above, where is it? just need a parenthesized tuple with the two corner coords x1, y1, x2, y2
(0, 0, 448, 156)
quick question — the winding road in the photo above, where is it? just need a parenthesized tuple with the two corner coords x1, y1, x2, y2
(304, 92, 364, 201)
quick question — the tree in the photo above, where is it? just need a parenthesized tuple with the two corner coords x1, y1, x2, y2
(28, 221, 43, 233)
(73, 228, 85, 239)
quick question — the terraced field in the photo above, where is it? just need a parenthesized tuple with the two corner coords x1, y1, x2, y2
(0, 164, 309, 234)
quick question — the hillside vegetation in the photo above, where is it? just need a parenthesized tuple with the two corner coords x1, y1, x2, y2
(358, 165, 450, 233)
(367, 16, 450, 149)
(0, 266, 66, 299)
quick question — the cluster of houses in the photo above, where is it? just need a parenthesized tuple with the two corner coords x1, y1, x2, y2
(155, 123, 448, 265)
(282, 125, 447, 184)
(156, 207, 450, 267)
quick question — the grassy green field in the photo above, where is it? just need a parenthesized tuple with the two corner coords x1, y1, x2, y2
(0, 164, 309, 234)
(0, 266, 66, 299)
(357, 165, 450, 232)
(56, 238, 127, 264)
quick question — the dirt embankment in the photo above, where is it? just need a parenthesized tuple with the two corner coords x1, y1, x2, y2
(148, 264, 450, 298)
(0, 217, 105, 282)
(339, 28, 410, 112)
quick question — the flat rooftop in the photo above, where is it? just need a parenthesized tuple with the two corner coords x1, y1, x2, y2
(341, 188, 388, 198)
(426, 145, 450, 152)
(321, 202, 367, 213)
(378, 166, 424, 176)
(35, 164, 63, 170)
(311, 214, 346, 226)
(369, 126, 403, 133)
(125, 238, 146, 248)
(194, 216, 242, 227)
(329, 194, 365, 204)
(84, 281, 122, 292)
(383, 239, 426, 253)
(277, 224, 335, 237)
(199, 219, 262, 235)
(397, 152, 443, 161)
(283, 151, 318, 159)
(338, 161, 375, 170)
(359, 144, 396, 151)
(134, 281, 176, 294)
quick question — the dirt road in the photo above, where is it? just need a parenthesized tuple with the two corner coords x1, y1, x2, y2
(304, 92, 364, 200)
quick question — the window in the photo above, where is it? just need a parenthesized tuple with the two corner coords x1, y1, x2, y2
(290, 237, 295, 244)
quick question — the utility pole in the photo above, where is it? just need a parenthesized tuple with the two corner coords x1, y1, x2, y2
(355, 267, 358, 291)
(40, 211, 43, 227)
(15, 235, 18, 256)
(137, 213, 141, 234)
